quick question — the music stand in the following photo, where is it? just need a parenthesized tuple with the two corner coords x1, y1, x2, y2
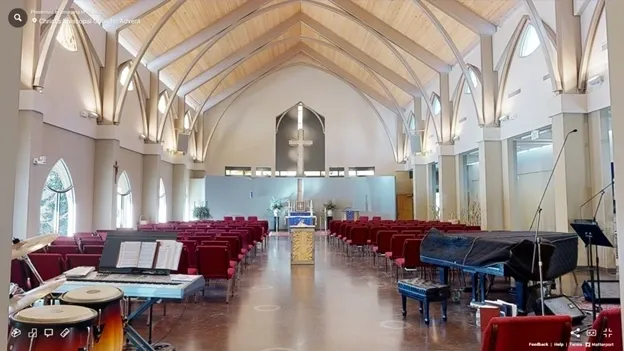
(570, 221, 614, 320)
(99, 231, 178, 275)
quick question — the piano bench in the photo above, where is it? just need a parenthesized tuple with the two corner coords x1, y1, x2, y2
(397, 278, 451, 325)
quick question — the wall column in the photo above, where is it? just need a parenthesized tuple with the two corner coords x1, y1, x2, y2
(13, 109, 44, 238)
(478, 128, 504, 230)
(551, 113, 590, 265)
(142, 154, 161, 223)
(438, 145, 457, 220)
(172, 163, 189, 221)
(92, 139, 120, 230)
(189, 169, 206, 219)
(412, 164, 428, 220)
(2, 0, 24, 342)
(605, 0, 624, 324)
(501, 137, 519, 230)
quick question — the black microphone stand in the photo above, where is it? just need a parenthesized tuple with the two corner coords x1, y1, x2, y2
(529, 129, 577, 315)
(590, 188, 608, 314)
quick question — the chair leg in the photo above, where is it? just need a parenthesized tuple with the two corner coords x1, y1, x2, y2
(226, 279, 233, 304)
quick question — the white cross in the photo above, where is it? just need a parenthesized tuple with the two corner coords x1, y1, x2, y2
(289, 129, 313, 176)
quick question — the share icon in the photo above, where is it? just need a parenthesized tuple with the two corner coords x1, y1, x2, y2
(571, 328, 581, 338)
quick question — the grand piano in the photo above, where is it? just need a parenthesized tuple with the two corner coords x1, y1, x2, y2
(420, 229, 578, 313)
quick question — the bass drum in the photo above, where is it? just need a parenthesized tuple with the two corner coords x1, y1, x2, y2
(9, 305, 97, 351)
(60, 286, 124, 351)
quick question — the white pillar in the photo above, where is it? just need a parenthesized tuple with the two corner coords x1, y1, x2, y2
(92, 139, 119, 230)
(478, 128, 505, 230)
(142, 155, 161, 223)
(438, 145, 457, 220)
(501, 137, 520, 230)
(551, 113, 590, 265)
(605, 0, 624, 326)
(172, 163, 189, 221)
(189, 170, 206, 219)
(2, 0, 23, 342)
(426, 163, 437, 220)
(412, 164, 428, 220)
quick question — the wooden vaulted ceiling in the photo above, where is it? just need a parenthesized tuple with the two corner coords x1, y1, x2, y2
(84, 0, 519, 111)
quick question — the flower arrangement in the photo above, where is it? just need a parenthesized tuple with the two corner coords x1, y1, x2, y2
(193, 205, 212, 220)
(324, 201, 337, 211)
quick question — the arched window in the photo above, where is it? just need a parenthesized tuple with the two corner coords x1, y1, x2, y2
(40, 159, 75, 235)
(519, 24, 540, 58)
(119, 63, 134, 91)
(158, 179, 167, 223)
(158, 93, 167, 114)
(431, 95, 441, 115)
(463, 67, 480, 94)
(184, 185, 190, 221)
(116, 172, 133, 228)
(184, 111, 192, 130)
(56, 21, 77, 52)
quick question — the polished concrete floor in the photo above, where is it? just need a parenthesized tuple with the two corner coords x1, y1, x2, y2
(134, 235, 589, 351)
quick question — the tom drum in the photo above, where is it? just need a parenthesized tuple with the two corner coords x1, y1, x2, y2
(8, 305, 97, 351)
(60, 286, 124, 351)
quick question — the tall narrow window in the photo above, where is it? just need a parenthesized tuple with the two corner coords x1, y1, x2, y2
(184, 111, 192, 130)
(119, 63, 134, 91)
(158, 179, 167, 223)
(519, 24, 540, 57)
(40, 159, 75, 235)
(56, 21, 77, 52)
(432, 95, 441, 115)
(463, 67, 480, 94)
(116, 172, 133, 228)
(297, 103, 303, 130)
(158, 93, 167, 114)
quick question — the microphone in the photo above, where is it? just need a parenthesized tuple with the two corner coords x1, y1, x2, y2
(529, 128, 578, 230)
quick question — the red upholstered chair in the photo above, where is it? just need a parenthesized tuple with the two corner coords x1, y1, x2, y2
(73, 232, 95, 240)
(51, 237, 76, 246)
(223, 216, 234, 222)
(11, 260, 29, 291)
(47, 245, 80, 258)
(358, 216, 369, 222)
(196, 246, 236, 303)
(234, 216, 245, 221)
(247, 216, 258, 221)
(568, 308, 622, 351)
(82, 245, 104, 254)
(346, 226, 368, 257)
(65, 254, 101, 270)
(79, 237, 103, 249)
(373, 230, 397, 267)
(371, 216, 382, 221)
(481, 316, 572, 351)
(28, 254, 65, 287)
(394, 239, 430, 280)
(385, 234, 415, 276)
(173, 247, 197, 275)
(179, 240, 198, 267)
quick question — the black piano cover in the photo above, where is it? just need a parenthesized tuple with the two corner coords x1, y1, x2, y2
(420, 230, 578, 282)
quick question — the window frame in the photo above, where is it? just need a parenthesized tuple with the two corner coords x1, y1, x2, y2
(518, 24, 541, 58)
(225, 166, 252, 176)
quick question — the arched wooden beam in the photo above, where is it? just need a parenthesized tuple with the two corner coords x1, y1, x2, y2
(411, 0, 483, 126)
(33, 0, 74, 89)
(114, 0, 185, 124)
(521, 0, 563, 93)
(68, 11, 102, 117)
(202, 61, 398, 163)
(422, 94, 442, 152)
(578, 0, 605, 92)
(133, 73, 149, 137)
(451, 64, 482, 138)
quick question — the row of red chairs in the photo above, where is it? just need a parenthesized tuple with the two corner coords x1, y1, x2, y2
(138, 218, 269, 233)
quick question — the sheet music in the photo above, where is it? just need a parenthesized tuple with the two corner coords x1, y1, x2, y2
(154, 240, 183, 270)
(137, 242, 158, 268)
(117, 242, 142, 268)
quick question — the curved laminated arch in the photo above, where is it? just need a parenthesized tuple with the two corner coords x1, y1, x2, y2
(189, 36, 410, 138)
(158, 178, 167, 223)
(410, 0, 484, 125)
(173, 0, 439, 141)
(117, 171, 133, 228)
(40, 158, 75, 236)
(495, 15, 558, 122)
(119, 60, 150, 135)
(202, 62, 398, 163)
(422, 93, 442, 152)
(451, 64, 483, 137)
(578, 0, 605, 92)
(275, 103, 327, 134)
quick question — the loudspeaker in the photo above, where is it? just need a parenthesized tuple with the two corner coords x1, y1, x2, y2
(582, 280, 620, 304)
(176, 132, 190, 154)
(533, 295, 586, 325)
(409, 134, 421, 154)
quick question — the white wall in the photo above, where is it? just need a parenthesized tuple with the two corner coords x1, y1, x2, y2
(203, 65, 399, 175)
(516, 144, 555, 231)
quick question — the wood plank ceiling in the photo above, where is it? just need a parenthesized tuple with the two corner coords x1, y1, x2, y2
(83, 0, 519, 111)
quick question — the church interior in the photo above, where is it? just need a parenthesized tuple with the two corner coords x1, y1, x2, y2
(3, 0, 624, 350)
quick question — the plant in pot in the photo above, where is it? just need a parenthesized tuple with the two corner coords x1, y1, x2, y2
(193, 205, 212, 220)
(269, 200, 283, 217)
(324, 201, 337, 217)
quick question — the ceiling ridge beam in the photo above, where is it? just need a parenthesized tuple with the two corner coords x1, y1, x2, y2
(179, 13, 302, 96)
(300, 44, 397, 112)
(301, 15, 421, 97)
(329, 0, 450, 72)
(102, 0, 170, 32)
(148, 0, 272, 71)
(195, 44, 303, 115)
(424, 0, 496, 35)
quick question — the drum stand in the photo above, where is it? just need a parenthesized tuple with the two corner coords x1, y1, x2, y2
(19, 255, 45, 287)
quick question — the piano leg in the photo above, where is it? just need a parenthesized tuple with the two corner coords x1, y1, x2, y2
(471, 273, 478, 303)
(479, 273, 486, 303)
(515, 281, 528, 315)
(439, 267, 449, 285)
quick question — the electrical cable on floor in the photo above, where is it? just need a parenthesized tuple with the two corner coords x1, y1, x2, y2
(151, 304, 188, 350)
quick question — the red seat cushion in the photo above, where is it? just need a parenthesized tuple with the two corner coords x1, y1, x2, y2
(385, 252, 392, 258)
(241, 248, 247, 254)
(237, 254, 244, 260)
(227, 268, 235, 279)
(229, 260, 237, 268)
(366, 239, 371, 244)
(395, 258, 405, 267)
(372, 246, 378, 252)
(346, 240, 352, 244)
(187, 268, 198, 275)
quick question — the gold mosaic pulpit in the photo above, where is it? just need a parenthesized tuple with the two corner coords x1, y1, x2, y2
(290, 222, 315, 265)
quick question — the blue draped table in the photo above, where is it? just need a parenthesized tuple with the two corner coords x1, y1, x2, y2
(286, 212, 316, 229)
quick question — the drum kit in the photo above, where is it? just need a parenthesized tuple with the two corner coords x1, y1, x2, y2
(8, 235, 124, 351)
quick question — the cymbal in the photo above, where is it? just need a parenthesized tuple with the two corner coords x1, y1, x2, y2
(9, 278, 66, 314)
(11, 234, 58, 259)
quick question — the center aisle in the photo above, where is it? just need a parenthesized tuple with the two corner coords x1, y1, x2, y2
(137, 234, 480, 351)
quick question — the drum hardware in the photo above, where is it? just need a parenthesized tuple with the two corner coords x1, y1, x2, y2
(12, 234, 59, 286)
(9, 279, 66, 315)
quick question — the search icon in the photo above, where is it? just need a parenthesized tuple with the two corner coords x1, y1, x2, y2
(9, 8, 28, 28)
